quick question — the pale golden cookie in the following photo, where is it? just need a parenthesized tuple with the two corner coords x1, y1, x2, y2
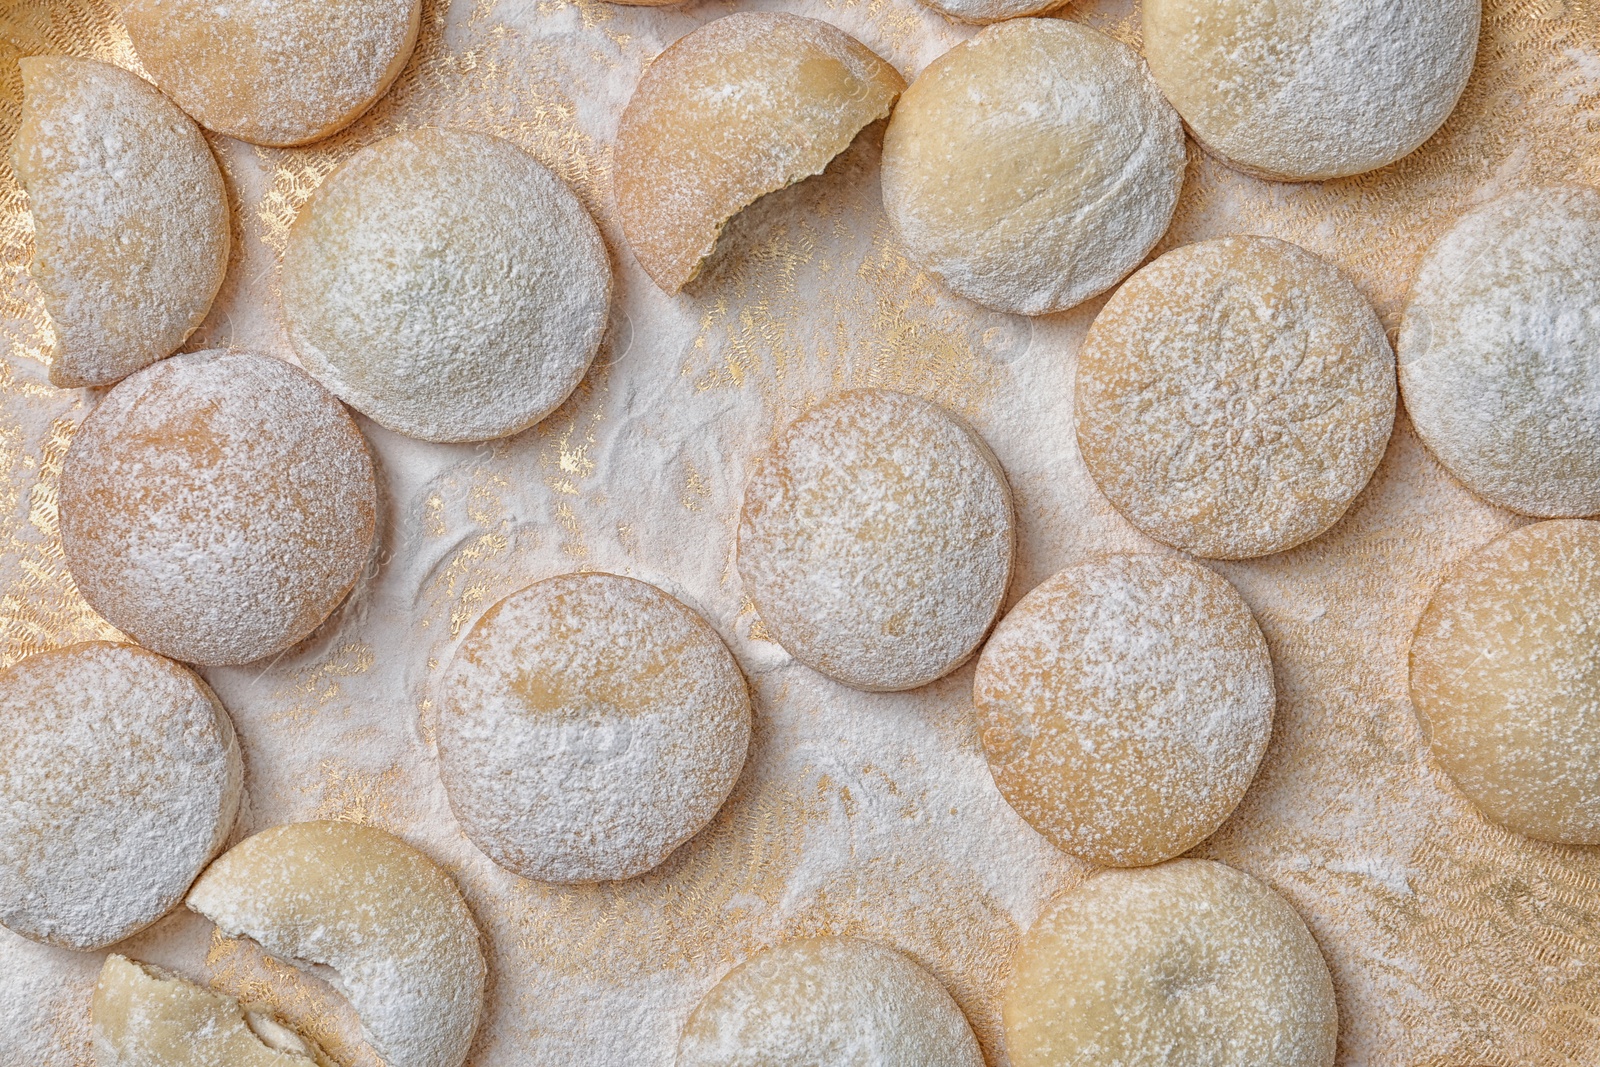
(1076, 236, 1395, 560)
(914, 0, 1067, 25)
(12, 56, 228, 388)
(613, 13, 904, 293)
(677, 937, 984, 1067)
(880, 19, 1184, 316)
(92, 955, 332, 1067)
(975, 555, 1274, 867)
(281, 128, 612, 443)
(1411, 520, 1600, 844)
(0, 643, 241, 950)
(738, 390, 1015, 692)
(187, 821, 486, 1067)
(1399, 185, 1600, 517)
(1006, 861, 1337, 1067)
(439, 573, 751, 884)
(122, 0, 421, 146)
(59, 351, 377, 666)
(1144, 0, 1479, 181)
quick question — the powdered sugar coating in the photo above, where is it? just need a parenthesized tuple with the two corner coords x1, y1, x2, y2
(93, 955, 331, 1067)
(12, 56, 228, 389)
(122, 0, 421, 147)
(1410, 520, 1600, 845)
(439, 572, 751, 884)
(613, 12, 904, 293)
(914, 0, 1068, 26)
(186, 821, 486, 1067)
(0, 643, 242, 951)
(676, 937, 984, 1067)
(1399, 185, 1600, 518)
(975, 555, 1274, 867)
(1006, 860, 1337, 1067)
(738, 390, 1015, 692)
(59, 350, 377, 666)
(282, 128, 612, 443)
(1143, 0, 1479, 181)
(1076, 236, 1395, 560)
(879, 19, 1185, 316)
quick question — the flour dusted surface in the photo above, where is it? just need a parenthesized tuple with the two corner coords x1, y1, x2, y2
(1076, 236, 1395, 560)
(0, 642, 241, 950)
(738, 389, 1014, 693)
(1399, 185, 1600, 518)
(1143, 0, 1480, 181)
(186, 820, 486, 1067)
(13, 56, 228, 388)
(282, 128, 612, 443)
(880, 19, 1185, 316)
(122, 0, 421, 146)
(612, 12, 904, 293)
(1005, 860, 1338, 1067)
(1410, 520, 1600, 845)
(975, 555, 1274, 868)
(676, 937, 984, 1067)
(439, 572, 751, 884)
(59, 350, 377, 666)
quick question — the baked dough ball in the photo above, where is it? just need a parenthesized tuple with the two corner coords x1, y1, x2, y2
(738, 390, 1015, 692)
(187, 821, 486, 1067)
(0, 643, 241, 950)
(122, 0, 421, 146)
(975, 555, 1274, 867)
(59, 350, 377, 666)
(1143, 0, 1479, 181)
(439, 572, 751, 884)
(1399, 186, 1600, 517)
(92, 954, 332, 1067)
(880, 19, 1184, 316)
(677, 937, 984, 1067)
(1410, 520, 1600, 844)
(282, 128, 612, 443)
(914, 0, 1068, 26)
(1076, 236, 1395, 560)
(1006, 861, 1337, 1067)
(614, 13, 904, 293)
(12, 56, 228, 389)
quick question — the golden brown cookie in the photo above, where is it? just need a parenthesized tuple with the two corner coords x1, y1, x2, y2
(975, 555, 1274, 867)
(1007, 861, 1337, 1067)
(738, 390, 1015, 692)
(1410, 520, 1600, 844)
(1076, 236, 1395, 560)
(122, 0, 421, 146)
(59, 351, 377, 666)
(439, 573, 750, 884)
(613, 13, 903, 293)
(12, 56, 228, 388)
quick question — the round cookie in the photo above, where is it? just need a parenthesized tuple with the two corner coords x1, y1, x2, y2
(738, 390, 1015, 692)
(1076, 235, 1395, 560)
(880, 19, 1185, 316)
(122, 0, 421, 146)
(93, 955, 333, 1067)
(281, 128, 612, 443)
(12, 56, 228, 388)
(0, 643, 242, 950)
(975, 555, 1274, 867)
(677, 937, 984, 1067)
(1143, 0, 1479, 181)
(614, 13, 904, 293)
(438, 572, 751, 884)
(59, 350, 377, 666)
(913, 0, 1068, 26)
(186, 821, 486, 1067)
(1410, 520, 1600, 844)
(1006, 861, 1338, 1067)
(1399, 185, 1600, 517)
